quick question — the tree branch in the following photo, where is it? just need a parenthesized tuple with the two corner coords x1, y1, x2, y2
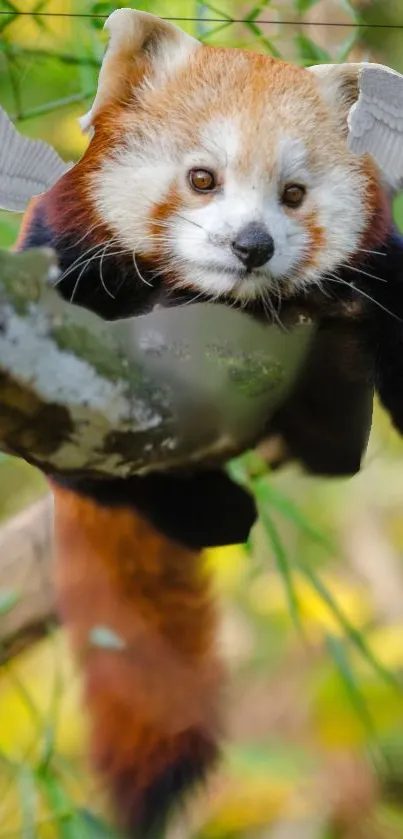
(0, 247, 313, 479)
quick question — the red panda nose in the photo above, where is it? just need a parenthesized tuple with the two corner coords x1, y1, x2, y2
(231, 223, 275, 271)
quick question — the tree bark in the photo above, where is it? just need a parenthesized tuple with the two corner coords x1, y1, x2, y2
(0, 495, 54, 655)
(0, 247, 313, 479)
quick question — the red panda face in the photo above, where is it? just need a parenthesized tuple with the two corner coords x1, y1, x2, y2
(82, 21, 385, 307)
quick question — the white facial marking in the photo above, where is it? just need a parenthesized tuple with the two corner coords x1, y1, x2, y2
(91, 105, 369, 304)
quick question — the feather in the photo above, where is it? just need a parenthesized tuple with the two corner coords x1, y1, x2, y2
(0, 106, 72, 212)
(348, 64, 403, 191)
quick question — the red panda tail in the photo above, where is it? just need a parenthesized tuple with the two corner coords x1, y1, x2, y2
(51, 481, 222, 838)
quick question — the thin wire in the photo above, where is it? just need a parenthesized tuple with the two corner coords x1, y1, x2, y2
(0, 11, 402, 28)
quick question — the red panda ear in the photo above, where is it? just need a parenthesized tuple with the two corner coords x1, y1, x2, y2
(307, 63, 360, 139)
(308, 62, 403, 191)
(80, 8, 200, 133)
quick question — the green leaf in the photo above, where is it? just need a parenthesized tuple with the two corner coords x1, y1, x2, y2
(199, 21, 233, 42)
(247, 1, 273, 23)
(90, 2, 112, 29)
(36, 769, 80, 839)
(38, 722, 57, 772)
(227, 456, 251, 488)
(337, 29, 360, 63)
(259, 509, 305, 637)
(340, 0, 359, 17)
(18, 766, 38, 839)
(200, 2, 232, 20)
(244, 19, 282, 58)
(326, 634, 377, 741)
(297, 34, 332, 66)
(0, 588, 20, 616)
(301, 564, 401, 691)
(89, 625, 127, 650)
(254, 479, 334, 554)
(76, 809, 121, 838)
(296, 0, 322, 12)
(76, 30, 100, 99)
(90, 1, 112, 14)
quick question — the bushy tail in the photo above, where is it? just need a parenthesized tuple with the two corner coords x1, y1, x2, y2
(51, 482, 222, 838)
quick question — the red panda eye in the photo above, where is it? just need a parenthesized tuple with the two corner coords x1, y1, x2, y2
(282, 184, 306, 208)
(188, 168, 216, 193)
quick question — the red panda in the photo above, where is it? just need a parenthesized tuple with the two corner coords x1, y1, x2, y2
(15, 8, 403, 837)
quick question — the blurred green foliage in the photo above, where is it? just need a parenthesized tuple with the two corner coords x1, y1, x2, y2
(2, 1, 403, 837)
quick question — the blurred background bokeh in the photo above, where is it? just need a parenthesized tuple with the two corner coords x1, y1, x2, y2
(2, 1, 403, 836)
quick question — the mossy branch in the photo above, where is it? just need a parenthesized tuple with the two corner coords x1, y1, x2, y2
(0, 248, 313, 479)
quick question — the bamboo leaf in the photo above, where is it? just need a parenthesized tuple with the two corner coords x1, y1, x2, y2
(297, 34, 332, 65)
(247, 1, 273, 23)
(326, 634, 377, 740)
(337, 29, 360, 62)
(36, 769, 81, 839)
(259, 509, 305, 637)
(296, 0, 322, 12)
(199, 20, 232, 42)
(301, 564, 401, 691)
(198, 2, 232, 20)
(18, 766, 38, 839)
(244, 19, 282, 57)
(76, 809, 121, 838)
(254, 479, 334, 554)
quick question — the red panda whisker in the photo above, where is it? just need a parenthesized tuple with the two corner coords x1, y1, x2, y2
(152, 232, 202, 243)
(265, 284, 284, 326)
(175, 214, 206, 232)
(356, 248, 387, 257)
(147, 230, 202, 245)
(99, 243, 117, 299)
(259, 288, 284, 329)
(60, 244, 127, 302)
(345, 263, 388, 283)
(69, 244, 126, 302)
(70, 257, 92, 303)
(261, 296, 277, 325)
(132, 250, 153, 288)
(55, 241, 117, 287)
(313, 277, 332, 298)
(61, 220, 109, 253)
(182, 290, 211, 306)
(327, 274, 402, 323)
(147, 219, 172, 227)
(148, 220, 206, 243)
(150, 219, 188, 233)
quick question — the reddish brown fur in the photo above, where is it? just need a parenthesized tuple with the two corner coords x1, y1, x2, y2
(26, 43, 388, 291)
(24, 121, 123, 245)
(14, 195, 43, 249)
(15, 32, 392, 836)
(148, 187, 182, 261)
(296, 209, 326, 274)
(84, 43, 388, 292)
(51, 482, 221, 834)
(356, 156, 392, 256)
